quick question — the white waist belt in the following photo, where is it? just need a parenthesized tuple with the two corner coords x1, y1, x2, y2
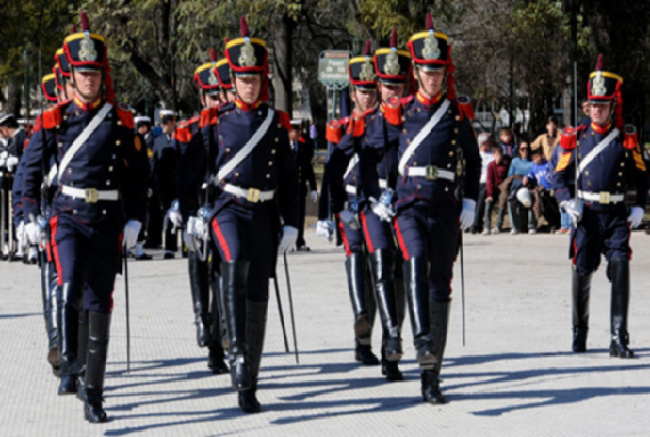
(345, 184, 357, 195)
(577, 190, 624, 204)
(61, 185, 119, 203)
(222, 183, 275, 203)
(379, 179, 387, 189)
(407, 166, 455, 181)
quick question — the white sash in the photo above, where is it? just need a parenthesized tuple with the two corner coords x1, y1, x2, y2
(57, 103, 113, 180)
(577, 128, 619, 176)
(216, 109, 275, 182)
(398, 99, 450, 176)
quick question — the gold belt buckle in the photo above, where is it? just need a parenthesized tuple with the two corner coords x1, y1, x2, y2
(85, 188, 99, 203)
(425, 165, 439, 181)
(599, 191, 610, 204)
(246, 188, 261, 203)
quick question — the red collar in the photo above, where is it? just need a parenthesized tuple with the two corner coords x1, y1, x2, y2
(235, 98, 263, 112)
(73, 95, 103, 112)
(591, 122, 611, 135)
(351, 106, 378, 120)
(416, 91, 442, 107)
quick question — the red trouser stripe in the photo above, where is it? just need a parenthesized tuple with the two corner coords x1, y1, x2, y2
(49, 216, 63, 286)
(393, 217, 409, 261)
(336, 214, 352, 257)
(360, 211, 374, 254)
(211, 217, 232, 261)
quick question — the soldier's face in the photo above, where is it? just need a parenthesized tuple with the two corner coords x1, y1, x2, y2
(380, 83, 406, 102)
(289, 128, 300, 142)
(137, 125, 149, 135)
(65, 82, 75, 100)
(417, 68, 445, 97)
(235, 75, 262, 104)
(202, 94, 220, 109)
(73, 70, 102, 101)
(353, 88, 377, 112)
(590, 102, 611, 125)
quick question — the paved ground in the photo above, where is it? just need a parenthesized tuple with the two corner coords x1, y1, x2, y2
(2, 228, 650, 436)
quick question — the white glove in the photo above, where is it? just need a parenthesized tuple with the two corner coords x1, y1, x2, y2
(560, 199, 583, 225)
(25, 221, 42, 245)
(310, 190, 318, 204)
(6, 156, 19, 172)
(0, 150, 8, 167)
(184, 216, 205, 251)
(123, 220, 142, 249)
(459, 199, 476, 231)
(316, 220, 334, 241)
(339, 209, 360, 230)
(627, 206, 644, 229)
(369, 197, 396, 222)
(167, 209, 183, 232)
(279, 225, 298, 253)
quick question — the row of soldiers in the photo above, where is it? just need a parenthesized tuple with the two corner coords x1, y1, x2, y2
(10, 7, 647, 425)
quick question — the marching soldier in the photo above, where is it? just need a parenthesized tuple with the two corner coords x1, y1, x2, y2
(175, 48, 228, 375)
(358, 29, 415, 380)
(288, 119, 318, 251)
(0, 113, 26, 259)
(214, 58, 237, 104)
(382, 14, 480, 403)
(318, 41, 381, 366)
(130, 115, 154, 261)
(21, 12, 148, 422)
(551, 54, 647, 358)
(182, 16, 298, 413)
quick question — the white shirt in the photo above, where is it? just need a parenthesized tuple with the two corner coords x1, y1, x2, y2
(479, 150, 494, 184)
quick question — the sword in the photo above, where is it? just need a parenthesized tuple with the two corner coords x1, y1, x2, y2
(123, 247, 131, 372)
(460, 232, 466, 347)
(283, 252, 299, 364)
(273, 274, 290, 353)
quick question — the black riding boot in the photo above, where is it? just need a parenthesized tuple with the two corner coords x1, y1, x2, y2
(212, 269, 229, 351)
(207, 270, 228, 374)
(403, 258, 436, 368)
(369, 250, 402, 362)
(57, 282, 79, 395)
(238, 299, 268, 413)
(346, 252, 379, 365)
(421, 300, 450, 404)
(571, 267, 591, 352)
(84, 312, 110, 423)
(221, 261, 252, 391)
(608, 259, 634, 358)
(76, 308, 89, 401)
(189, 252, 211, 347)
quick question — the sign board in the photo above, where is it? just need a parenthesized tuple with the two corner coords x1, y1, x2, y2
(318, 50, 351, 87)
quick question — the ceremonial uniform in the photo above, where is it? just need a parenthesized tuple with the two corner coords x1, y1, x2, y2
(202, 17, 299, 413)
(551, 55, 647, 358)
(384, 15, 480, 404)
(21, 13, 149, 422)
(175, 50, 228, 375)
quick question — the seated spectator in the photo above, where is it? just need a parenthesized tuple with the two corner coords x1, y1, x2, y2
(484, 146, 509, 234)
(530, 115, 560, 162)
(499, 127, 516, 158)
(498, 143, 533, 234)
(523, 149, 560, 233)
(471, 132, 495, 234)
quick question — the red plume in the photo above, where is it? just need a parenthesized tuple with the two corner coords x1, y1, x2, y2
(365, 40, 371, 56)
(209, 48, 217, 62)
(426, 12, 433, 30)
(71, 25, 76, 34)
(104, 49, 116, 102)
(80, 11, 90, 32)
(390, 29, 397, 48)
(595, 53, 603, 71)
(225, 37, 230, 43)
(240, 16, 250, 37)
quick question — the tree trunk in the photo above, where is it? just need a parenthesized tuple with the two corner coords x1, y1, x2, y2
(270, 13, 293, 115)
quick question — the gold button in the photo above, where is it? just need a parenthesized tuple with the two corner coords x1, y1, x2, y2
(618, 172, 623, 176)
(271, 149, 276, 154)
(117, 121, 122, 126)
(413, 161, 417, 166)
(226, 148, 231, 153)
(266, 174, 271, 178)
(106, 180, 111, 186)
(617, 182, 621, 187)
(275, 138, 279, 142)
(268, 161, 273, 166)
(585, 171, 589, 176)
(116, 140, 121, 147)
(108, 166, 113, 172)
(277, 123, 282, 129)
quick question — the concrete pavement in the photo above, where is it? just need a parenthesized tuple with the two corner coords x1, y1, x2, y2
(1, 229, 650, 436)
